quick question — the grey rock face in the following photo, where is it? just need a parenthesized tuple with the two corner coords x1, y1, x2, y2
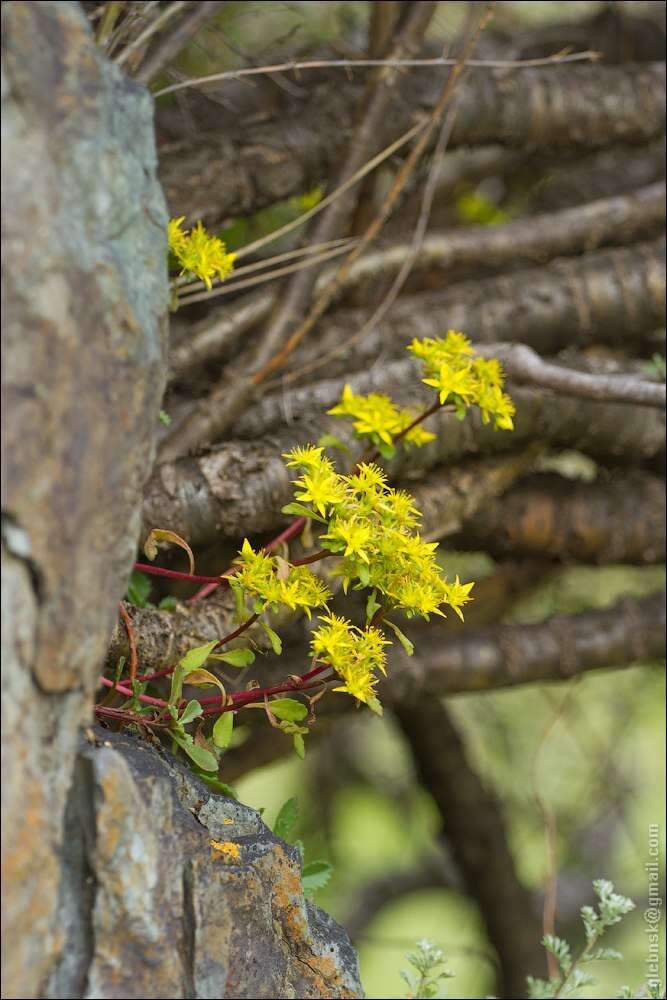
(47, 729, 362, 1000)
(1, 2, 168, 994)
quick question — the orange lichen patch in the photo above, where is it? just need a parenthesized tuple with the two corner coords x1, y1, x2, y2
(210, 839, 242, 862)
(266, 845, 357, 995)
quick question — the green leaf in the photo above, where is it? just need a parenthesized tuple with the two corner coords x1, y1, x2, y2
(365, 590, 380, 623)
(385, 619, 414, 656)
(181, 640, 219, 673)
(273, 797, 299, 841)
(376, 439, 396, 460)
(126, 570, 152, 608)
(280, 502, 326, 523)
(211, 647, 255, 668)
(159, 409, 172, 426)
(179, 699, 203, 726)
(317, 433, 349, 454)
(170, 640, 219, 706)
(158, 596, 178, 611)
(172, 731, 218, 772)
(293, 733, 306, 759)
(367, 696, 384, 717)
(260, 622, 282, 655)
(301, 860, 333, 896)
(357, 562, 370, 587)
(268, 698, 308, 722)
(213, 711, 234, 750)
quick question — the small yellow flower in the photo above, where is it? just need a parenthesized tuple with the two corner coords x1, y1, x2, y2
(445, 576, 475, 621)
(168, 217, 236, 290)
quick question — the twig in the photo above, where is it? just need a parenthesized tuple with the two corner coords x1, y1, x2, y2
(114, 1, 187, 67)
(176, 242, 356, 306)
(118, 601, 138, 685)
(133, 1, 224, 86)
(174, 237, 356, 295)
(482, 342, 666, 408)
(153, 49, 600, 97)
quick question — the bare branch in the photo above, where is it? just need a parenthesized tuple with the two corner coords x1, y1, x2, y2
(390, 592, 666, 702)
(480, 342, 666, 408)
(133, 1, 224, 86)
(395, 700, 545, 996)
(272, 238, 665, 388)
(453, 471, 666, 565)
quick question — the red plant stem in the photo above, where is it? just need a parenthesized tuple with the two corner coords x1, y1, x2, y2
(215, 613, 258, 647)
(133, 562, 229, 584)
(200, 678, 326, 717)
(93, 704, 168, 728)
(291, 548, 330, 566)
(99, 676, 169, 708)
(135, 664, 176, 683)
(196, 661, 331, 707)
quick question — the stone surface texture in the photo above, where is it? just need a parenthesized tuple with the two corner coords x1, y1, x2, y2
(49, 729, 362, 999)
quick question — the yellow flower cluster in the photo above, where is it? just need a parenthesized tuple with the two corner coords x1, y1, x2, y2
(168, 217, 236, 290)
(231, 539, 331, 618)
(283, 449, 474, 622)
(310, 613, 388, 707)
(328, 386, 435, 458)
(408, 330, 515, 430)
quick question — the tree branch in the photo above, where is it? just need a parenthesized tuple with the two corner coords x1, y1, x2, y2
(269, 238, 665, 387)
(159, 61, 666, 226)
(144, 380, 665, 547)
(394, 700, 546, 996)
(389, 592, 666, 702)
(483, 342, 665, 408)
(453, 471, 666, 565)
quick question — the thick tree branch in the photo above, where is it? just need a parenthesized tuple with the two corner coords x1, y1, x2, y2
(394, 700, 545, 997)
(276, 238, 665, 384)
(389, 592, 666, 702)
(453, 471, 666, 565)
(159, 61, 666, 226)
(144, 379, 665, 547)
(339, 181, 666, 302)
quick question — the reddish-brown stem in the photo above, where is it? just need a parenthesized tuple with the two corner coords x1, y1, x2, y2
(215, 614, 259, 647)
(133, 562, 229, 584)
(291, 548, 330, 566)
(99, 676, 169, 708)
(196, 662, 332, 708)
(118, 601, 138, 685)
(94, 704, 168, 728)
(135, 665, 176, 683)
(200, 677, 327, 717)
